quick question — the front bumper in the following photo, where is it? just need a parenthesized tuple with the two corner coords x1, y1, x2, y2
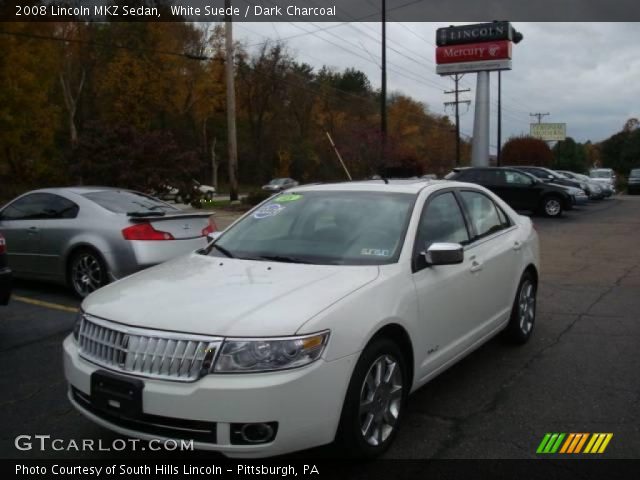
(63, 335, 356, 458)
(0, 267, 11, 305)
(573, 194, 589, 206)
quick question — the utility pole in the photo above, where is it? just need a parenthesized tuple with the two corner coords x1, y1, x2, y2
(380, 0, 387, 168)
(497, 71, 502, 166)
(225, 0, 238, 202)
(530, 112, 550, 124)
(444, 74, 471, 166)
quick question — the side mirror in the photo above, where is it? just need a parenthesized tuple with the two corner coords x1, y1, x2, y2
(422, 242, 464, 266)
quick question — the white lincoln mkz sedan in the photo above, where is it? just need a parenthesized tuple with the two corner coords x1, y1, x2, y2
(63, 179, 539, 458)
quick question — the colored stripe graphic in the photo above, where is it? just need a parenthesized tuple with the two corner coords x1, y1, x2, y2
(538, 433, 613, 454)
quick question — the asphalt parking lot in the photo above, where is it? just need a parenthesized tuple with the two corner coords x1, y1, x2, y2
(1, 197, 639, 459)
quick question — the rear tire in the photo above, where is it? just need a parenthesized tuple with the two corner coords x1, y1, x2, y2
(540, 195, 563, 217)
(335, 338, 408, 458)
(504, 271, 537, 345)
(69, 248, 108, 299)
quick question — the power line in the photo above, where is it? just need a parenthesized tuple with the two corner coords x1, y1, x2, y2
(444, 74, 471, 166)
(530, 112, 550, 123)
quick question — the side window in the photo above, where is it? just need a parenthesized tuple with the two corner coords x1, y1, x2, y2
(416, 192, 470, 250)
(504, 170, 532, 185)
(0, 193, 78, 220)
(459, 190, 505, 240)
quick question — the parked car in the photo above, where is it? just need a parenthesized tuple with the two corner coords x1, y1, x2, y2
(262, 178, 299, 192)
(155, 180, 216, 203)
(446, 167, 574, 217)
(64, 180, 539, 458)
(0, 233, 11, 305)
(589, 168, 616, 196)
(556, 171, 605, 200)
(628, 168, 640, 195)
(176, 180, 216, 203)
(0, 188, 215, 298)
(504, 166, 589, 206)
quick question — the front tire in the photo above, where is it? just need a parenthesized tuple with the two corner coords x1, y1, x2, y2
(504, 271, 537, 344)
(540, 195, 563, 217)
(336, 338, 407, 458)
(69, 249, 108, 298)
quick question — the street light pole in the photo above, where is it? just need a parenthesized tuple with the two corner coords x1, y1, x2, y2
(380, 0, 387, 170)
(225, 0, 238, 201)
(497, 71, 502, 166)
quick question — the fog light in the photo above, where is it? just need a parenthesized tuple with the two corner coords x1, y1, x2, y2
(230, 422, 278, 445)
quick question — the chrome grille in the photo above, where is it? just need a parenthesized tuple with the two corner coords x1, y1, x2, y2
(77, 315, 222, 382)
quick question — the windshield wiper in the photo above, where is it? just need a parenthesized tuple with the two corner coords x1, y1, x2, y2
(251, 255, 311, 264)
(210, 244, 235, 258)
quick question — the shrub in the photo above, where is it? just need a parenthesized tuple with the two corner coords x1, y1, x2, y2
(242, 190, 273, 206)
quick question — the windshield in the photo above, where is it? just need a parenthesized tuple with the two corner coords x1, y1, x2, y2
(209, 191, 416, 265)
(83, 190, 178, 213)
(590, 170, 612, 178)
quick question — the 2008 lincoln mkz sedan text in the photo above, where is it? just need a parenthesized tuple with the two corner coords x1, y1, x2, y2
(63, 179, 539, 458)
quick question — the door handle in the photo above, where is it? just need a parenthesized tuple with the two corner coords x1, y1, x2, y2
(27, 226, 39, 234)
(513, 241, 522, 251)
(470, 260, 483, 273)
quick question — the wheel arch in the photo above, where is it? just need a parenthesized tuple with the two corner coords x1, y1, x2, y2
(366, 323, 415, 391)
(64, 243, 108, 286)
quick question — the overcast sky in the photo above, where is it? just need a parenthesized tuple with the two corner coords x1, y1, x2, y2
(232, 22, 640, 153)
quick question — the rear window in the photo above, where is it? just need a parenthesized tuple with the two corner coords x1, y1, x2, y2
(83, 191, 178, 214)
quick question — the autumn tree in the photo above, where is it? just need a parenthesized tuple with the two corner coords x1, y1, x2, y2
(552, 137, 588, 172)
(501, 136, 553, 167)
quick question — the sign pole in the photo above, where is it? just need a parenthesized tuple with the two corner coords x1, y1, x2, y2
(471, 71, 490, 167)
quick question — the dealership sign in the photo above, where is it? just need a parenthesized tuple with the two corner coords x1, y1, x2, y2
(436, 59, 512, 75)
(436, 40, 512, 64)
(530, 123, 567, 141)
(435, 22, 522, 76)
(436, 21, 521, 47)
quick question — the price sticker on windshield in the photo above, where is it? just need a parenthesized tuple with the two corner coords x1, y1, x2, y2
(253, 203, 285, 219)
(274, 194, 303, 203)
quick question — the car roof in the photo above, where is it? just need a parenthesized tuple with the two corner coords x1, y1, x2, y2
(26, 186, 134, 195)
(289, 179, 456, 195)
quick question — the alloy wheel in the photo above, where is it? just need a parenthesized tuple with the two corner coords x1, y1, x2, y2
(545, 199, 561, 216)
(359, 354, 403, 447)
(518, 279, 536, 334)
(71, 253, 103, 297)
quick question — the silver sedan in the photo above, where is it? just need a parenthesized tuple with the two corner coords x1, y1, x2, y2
(0, 187, 215, 297)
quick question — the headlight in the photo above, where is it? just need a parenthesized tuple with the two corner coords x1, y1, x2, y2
(72, 310, 83, 342)
(214, 331, 330, 373)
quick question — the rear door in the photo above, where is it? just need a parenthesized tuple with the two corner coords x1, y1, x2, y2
(501, 169, 539, 211)
(457, 189, 520, 336)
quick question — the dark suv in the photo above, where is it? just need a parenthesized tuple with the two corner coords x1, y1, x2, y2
(447, 167, 573, 217)
(0, 233, 11, 305)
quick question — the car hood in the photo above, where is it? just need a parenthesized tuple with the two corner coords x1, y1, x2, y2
(82, 253, 379, 337)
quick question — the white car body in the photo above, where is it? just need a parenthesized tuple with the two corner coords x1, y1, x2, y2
(63, 180, 539, 458)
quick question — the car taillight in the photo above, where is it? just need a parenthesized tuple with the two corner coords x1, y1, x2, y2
(201, 218, 217, 237)
(0, 236, 5, 254)
(122, 223, 175, 241)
